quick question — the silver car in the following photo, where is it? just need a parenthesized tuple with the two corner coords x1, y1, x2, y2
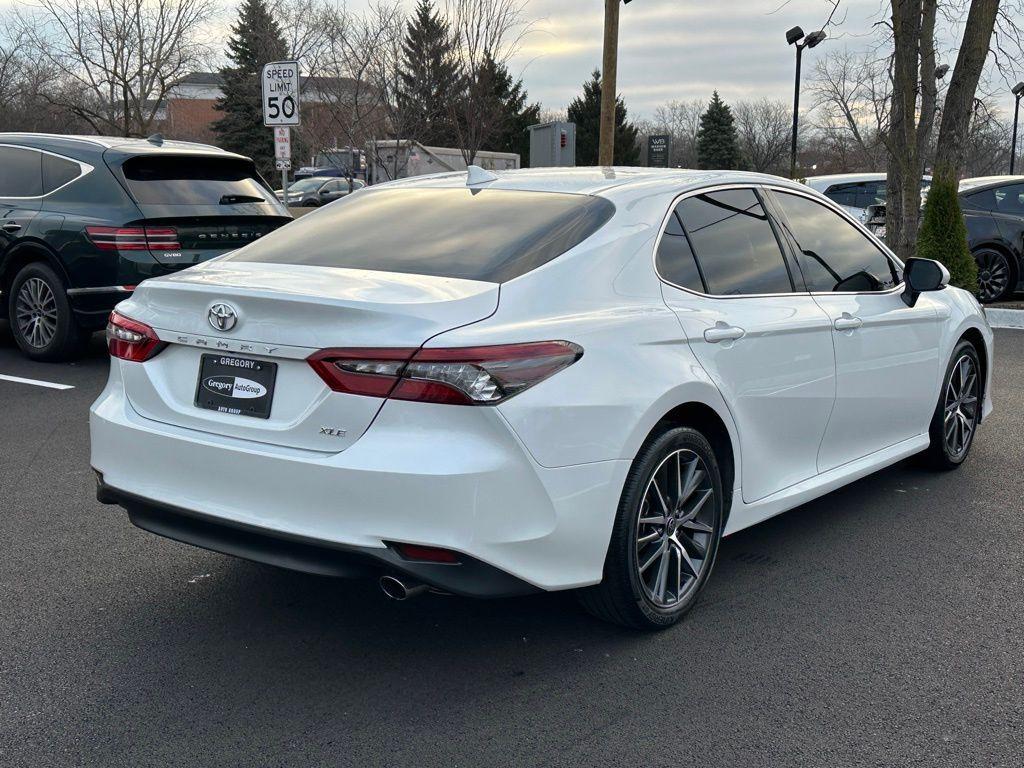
(275, 176, 365, 207)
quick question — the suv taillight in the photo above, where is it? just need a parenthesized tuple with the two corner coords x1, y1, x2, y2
(86, 226, 181, 252)
(106, 311, 165, 361)
(308, 342, 583, 405)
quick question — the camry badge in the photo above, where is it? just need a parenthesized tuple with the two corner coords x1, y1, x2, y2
(208, 303, 238, 332)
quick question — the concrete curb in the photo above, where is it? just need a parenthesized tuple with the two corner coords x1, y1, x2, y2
(985, 308, 1024, 329)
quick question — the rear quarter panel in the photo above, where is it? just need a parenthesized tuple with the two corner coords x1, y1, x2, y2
(426, 196, 742, 474)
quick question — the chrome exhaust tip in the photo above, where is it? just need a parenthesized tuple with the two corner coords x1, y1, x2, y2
(379, 574, 429, 601)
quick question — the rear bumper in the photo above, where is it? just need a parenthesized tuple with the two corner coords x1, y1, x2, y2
(96, 482, 538, 597)
(89, 368, 629, 593)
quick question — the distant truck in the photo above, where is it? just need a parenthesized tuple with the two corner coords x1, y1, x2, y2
(366, 140, 519, 185)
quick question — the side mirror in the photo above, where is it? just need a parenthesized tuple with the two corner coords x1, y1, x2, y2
(902, 257, 950, 307)
(320, 189, 330, 195)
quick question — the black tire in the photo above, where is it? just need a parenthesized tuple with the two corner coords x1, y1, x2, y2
(578, 425, 725, 630)
(8, 262, 89, 362)
(923, 340, 982, 470)
(302, 200, 319, 207)
(974, 246, 1016, 303)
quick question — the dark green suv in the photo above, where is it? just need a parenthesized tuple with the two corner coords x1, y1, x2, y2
(0, 134, 291, 360)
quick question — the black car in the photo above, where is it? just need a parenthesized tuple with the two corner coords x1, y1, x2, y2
(960, 176, 1024, 302)
(0, 134, 291, 360)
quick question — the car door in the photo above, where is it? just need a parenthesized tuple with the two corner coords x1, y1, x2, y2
(765, 187, 943, 472)
(658, 186, 837, 503)
(0, 145, 43, 258)
(320, 179, 345, 203)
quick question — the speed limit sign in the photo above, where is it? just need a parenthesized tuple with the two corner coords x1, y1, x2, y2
(262, 61, 300, 127)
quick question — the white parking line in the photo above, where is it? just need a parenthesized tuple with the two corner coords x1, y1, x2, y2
(0, 374, 75, 390)
(985, 309, 1024, 330)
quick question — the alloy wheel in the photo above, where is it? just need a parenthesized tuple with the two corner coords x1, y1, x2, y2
(15, 277, 59, 349)
(943, 354, 980, 460)
(635, 449, 716, 608)
(975, 249, 1010, 302)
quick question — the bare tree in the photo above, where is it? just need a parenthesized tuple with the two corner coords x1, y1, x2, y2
(734, 98, 792, 174)
(17, 0, 216, 137)
(445, 0, 529, 164)
(883, 0, 940, 261)
(809, 47, 890, 170)
(931, 0, 1000, 184)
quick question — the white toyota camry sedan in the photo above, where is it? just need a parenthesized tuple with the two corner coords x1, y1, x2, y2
(90, 167, 994, 629)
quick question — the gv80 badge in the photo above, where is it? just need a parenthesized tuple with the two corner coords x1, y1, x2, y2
(208, 303, 238, 332)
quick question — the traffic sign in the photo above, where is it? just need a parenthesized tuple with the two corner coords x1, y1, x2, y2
(274, 126, 291, 160)
(262, 61, 300, 127)
(275, 159, 292, 170)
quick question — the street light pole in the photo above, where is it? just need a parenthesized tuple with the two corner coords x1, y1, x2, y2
(1011, 82, 1024, 175)
(787, 27, 825, 179)
(789, 42, 803, 180)
(599, 0, 621, 166)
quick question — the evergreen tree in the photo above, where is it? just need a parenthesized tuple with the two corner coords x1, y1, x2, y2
(567, 69, 640, 166)
(398, 0, 462, 146)
(696, 91, 741, 170)
(475, 54, 540, 165)
(917, 178, 979, 291)
(212, 0, 288, 179)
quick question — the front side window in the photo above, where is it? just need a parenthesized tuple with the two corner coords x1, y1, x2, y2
(992, 183, 1024, 215)
(675, 188, 793, 295)
(0, 146, 43, 197)
(773, 191, 901, 292)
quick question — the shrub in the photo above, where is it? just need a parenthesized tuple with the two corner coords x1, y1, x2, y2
(916, 177, 978, 291)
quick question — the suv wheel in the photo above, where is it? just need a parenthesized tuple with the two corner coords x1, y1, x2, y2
(974, 247, 1015, 303)
(578, 426, 724, 630)
(8, 262, 89, 361)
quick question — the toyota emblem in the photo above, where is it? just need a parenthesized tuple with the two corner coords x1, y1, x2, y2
(208, 303, 238, 332)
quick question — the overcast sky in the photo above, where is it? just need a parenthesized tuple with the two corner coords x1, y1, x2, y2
(2, 0, 1020, 119)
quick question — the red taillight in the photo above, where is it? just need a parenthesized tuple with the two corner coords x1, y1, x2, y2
(106, 311, 165, 361)
(86, 226, 181, 252)
(308, 341, 583, 405)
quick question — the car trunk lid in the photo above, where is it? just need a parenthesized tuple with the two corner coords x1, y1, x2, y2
(114, 262, 499, 452)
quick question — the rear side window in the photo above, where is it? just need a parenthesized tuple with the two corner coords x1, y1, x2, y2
(655, 208, 704, 292)
(675, 188, 793, 295)
(42, 154, 82, 193)
(120, 156, 276, 206)
(773, 191, 900, 292)
(0, 146, 43, 197)
(227, 188, 616, 283)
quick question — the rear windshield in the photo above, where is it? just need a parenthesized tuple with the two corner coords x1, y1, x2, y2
(225, 188, 616, 282)
(120, 156, 276, 206)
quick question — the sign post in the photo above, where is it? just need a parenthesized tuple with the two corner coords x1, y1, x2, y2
(262, 60, 301, 203)
(647, 135, 671, 168)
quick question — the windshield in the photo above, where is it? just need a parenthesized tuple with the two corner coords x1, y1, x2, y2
(121, 156, 276, 206)
(227, 187, 616, 282)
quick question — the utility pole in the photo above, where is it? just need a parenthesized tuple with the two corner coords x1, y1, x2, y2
(599, 0, 620, 166)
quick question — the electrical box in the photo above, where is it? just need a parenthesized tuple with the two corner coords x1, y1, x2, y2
(528, 121, 576, 167)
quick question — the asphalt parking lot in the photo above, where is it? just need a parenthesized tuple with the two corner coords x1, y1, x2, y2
(1, 323, 1022, 768)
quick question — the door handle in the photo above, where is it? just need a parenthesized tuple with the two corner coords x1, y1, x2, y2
(2, 222, 21, 233)
(833, 314, 863, 331)
(704, 325, 745, 343)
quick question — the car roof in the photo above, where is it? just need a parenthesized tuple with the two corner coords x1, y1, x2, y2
(0, 132, 244, 160)
(959, 175, 1024, 191)
(802, 173, 887, 190)
(371, 166, 812, 200)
